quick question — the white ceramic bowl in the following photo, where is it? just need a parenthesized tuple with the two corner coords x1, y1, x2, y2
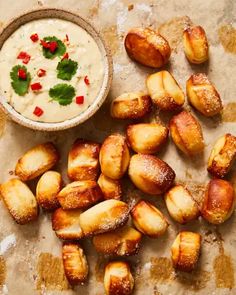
(0, 8, 113, 131)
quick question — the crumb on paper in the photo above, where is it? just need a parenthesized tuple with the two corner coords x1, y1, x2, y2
(37, 0, 44, 6)
(128, 4, 134, 11)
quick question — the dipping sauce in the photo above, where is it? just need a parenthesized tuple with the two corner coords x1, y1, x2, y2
(0, 18, 104, 122)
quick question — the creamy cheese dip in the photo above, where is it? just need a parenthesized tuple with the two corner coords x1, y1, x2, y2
(0, 19, 104, 122)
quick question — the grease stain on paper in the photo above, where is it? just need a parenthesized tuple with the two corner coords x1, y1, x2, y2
(213, 253, 234, 289)
(88, 0, 100, 17)
(0, 256, 6, 286)
(158, 16, 193, 52)
(147, 256, 210, 291)
(101, 25, 120, 55)
(150, 257, 174, 282)
(222, 102, 236, 122)
(36, 253, 69, 291)
(89, 6, 99, 17)
(0, 109, 6, 137)
(218, 24, 236, 54)
(176, 269, 211, 291)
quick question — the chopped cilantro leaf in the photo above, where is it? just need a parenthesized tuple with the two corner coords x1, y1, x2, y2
(42, 36, 66, 59)
(10, 65, 31, 96)
(49, 83, 75, 106)
(57, 58, 78, 81)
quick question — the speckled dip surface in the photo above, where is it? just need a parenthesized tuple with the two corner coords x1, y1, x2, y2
(0, 0, 236, 294)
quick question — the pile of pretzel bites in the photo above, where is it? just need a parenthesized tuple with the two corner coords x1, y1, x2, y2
(1, 24, 236, 295)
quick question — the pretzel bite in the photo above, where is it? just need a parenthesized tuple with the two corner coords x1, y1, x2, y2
(128, 154, 175, 195)
(68, 139, 100, 181)
(62, 243, 88, 285)
(186, 73, 223, 117)
(171, 231, 201, 272)
(104, 261, 134, 295)
(36, 171, 61, 210)
(100, 134, 130, 180)
(93, 225, 142, 256)
(207, 134, 236, 178)
(126, 123, 168, 154)
(131, 200, 168, 238)
(124, 27, 171, 68)
(0, 178, 38, 224)
(169, 111, 204, 156)
(79, 199, 129, 237)
(98, 173, 122, 200)
(165, 185, 199, 224)
(15, 142, 59, 181)
(200, 179, 235, 224)
(110, 92, 152, 120)
(57, 180, 103, 210)
(146, 71, 185, 111)
(183, 26, 209, 64)
(52, 208, 83, 240)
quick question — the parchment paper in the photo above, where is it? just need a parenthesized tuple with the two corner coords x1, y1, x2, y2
(0, 0, 236, 294)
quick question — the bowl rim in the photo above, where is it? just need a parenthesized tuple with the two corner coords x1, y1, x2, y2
(0, 7, 113, 131)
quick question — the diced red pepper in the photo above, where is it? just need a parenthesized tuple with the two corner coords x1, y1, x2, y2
(33, 106, 44, 117)
(76, 96, 84, 104)
(40, 40, 50, 48)
(30, 33, 39, 42)
(84, 76, 90, 85)
(31, 82, 42, 91)
(49, 41, 58, 53)
(66, 34, 69, 42)
(40, 40, 58, 53)
(37, 69, 46, 77)
(17, 51, 31, 64)
(62, 53, 69, 60)
(18, 68, 27, 80)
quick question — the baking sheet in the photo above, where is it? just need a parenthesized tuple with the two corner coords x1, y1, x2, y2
(0, 0, 236, 294)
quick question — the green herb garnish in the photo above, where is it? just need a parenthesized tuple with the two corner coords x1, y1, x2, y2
(42, 36, 66, 59)
(57, 59, 78, 81)
(49, 83, 75, 106)
(10, 65, 31, 96)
